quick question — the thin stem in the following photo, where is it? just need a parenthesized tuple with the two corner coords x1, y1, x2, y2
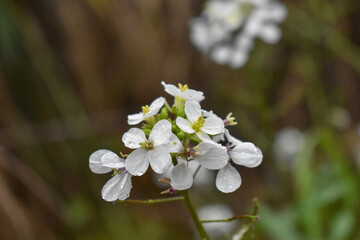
(182, 190, 210, 240)
(201, 214, 259, 223)
(165, 102, 173, 113)
(118, 196, 183, 205)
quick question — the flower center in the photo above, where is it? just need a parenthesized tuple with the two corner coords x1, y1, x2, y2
(192, 116, 205, 132)
(186, 147, 199, 159)
(142, 105, 150, 115)
(112, 167, 125, 175)
(140, 141, 154, 150)
(178, 83, 189, 92)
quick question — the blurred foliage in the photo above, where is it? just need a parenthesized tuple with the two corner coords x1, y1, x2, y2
(0, 0, 360, 239)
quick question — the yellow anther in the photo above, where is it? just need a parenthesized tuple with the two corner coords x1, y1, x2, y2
(225, 112, 237, 126)
(193, 146, 199, 151)
(178, 83, 189, 92)
(142, 105, 150, 115)
(173, 142, 177, 145)
(192, 116, 205, 132)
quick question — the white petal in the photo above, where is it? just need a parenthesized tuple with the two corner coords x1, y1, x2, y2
(195, 142, 228, 170)
(144, 97, 166, 118)
(230, 50, 249, 69)
(185, 101, 202, 122)
(161, 81, 181, 96)
(212, 133, 224, 143)
(117, 172, 133, 201)
(229, 142, 263, 168)
(101, 174, 122, 202)
(170, 163, 193, 190)
(150, 96, 166, 110)
(101, 171, 132, 202)
(122, 128, 147, 149)
(101, 151, 125, 169)
(148, 119, 172, 146)
(211, 45, 232, 64)
(216, 164, 241, 193)
(224, 129, 242, 145)
(125, 148, 149, 176)
(202, 110, 217, 118)
(267, 2, 287, 22)
(245, 147, 263, 168)
(202, 116, 224, 135)
(180, 89, 205, 102)
(148, 145, 172, 174)
(258, 25, 281, 44)
(176, 117, 195, 134)
(167, 133, 184, 153)
(89, 149, 112, 174)
(196, 130, 213, 143)
(127, 113, 144, 125)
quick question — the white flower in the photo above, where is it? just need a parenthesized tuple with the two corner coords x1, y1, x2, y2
(122, 120, 173, 176)
(170, 141, 228, 190)
(161, 81, 205, 102)
(127, 97, 166, 125)
(89, 150, 132, 201)
(189, 0, 287, 68)
(176, 101, 224, 142)
(214, 129, 263, 193)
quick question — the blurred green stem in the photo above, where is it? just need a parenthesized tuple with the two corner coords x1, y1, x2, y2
(201, 214, 259, 223)
(182, 190, 210, 240)
(118, 196, 184, 205)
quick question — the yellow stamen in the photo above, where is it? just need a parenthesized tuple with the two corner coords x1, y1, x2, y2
(226, 112, 237, 126)
(139, 141, 154, 150)
(178, 83, 189, 92)
(142, 105, 150, 115)
(192, 116, 205, 132)
(193, 146, 200, 156)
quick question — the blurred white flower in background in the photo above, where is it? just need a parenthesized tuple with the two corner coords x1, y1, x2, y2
(189, 0, 287, 68)
(197, 204, 237, 238)
(273, 127, 304, 170)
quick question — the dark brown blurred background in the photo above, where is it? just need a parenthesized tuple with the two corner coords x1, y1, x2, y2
(0, 0, 360, 239)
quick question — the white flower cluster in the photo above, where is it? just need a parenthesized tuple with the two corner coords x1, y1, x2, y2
(89, 82, 262, 201)
(189, 0, 287, 68)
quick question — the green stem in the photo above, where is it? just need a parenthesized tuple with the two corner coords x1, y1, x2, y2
(201, 214, 259, 223)
(118, 196, 184, 205)
(164, 102, 173, 113)
(182, 190, 210, 240)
